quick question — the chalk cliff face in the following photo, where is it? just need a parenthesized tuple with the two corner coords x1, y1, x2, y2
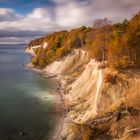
(25, 12, 140, 139)
(25, 42, 48, 56)
(41, 48, 140, 140)
(25, 45, 41, 56)
(26, 45, 140, 139)
(44, 49, 89, 75)
(65, 60, 103, 122)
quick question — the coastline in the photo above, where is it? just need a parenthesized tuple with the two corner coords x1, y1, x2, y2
(24, 63, 68, 140)
(24, 63, 43, 74)
(23, 11, 140, 139)
(24, 55, 140, 140)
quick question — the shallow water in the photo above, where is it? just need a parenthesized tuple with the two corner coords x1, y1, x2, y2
(0, 44, 56, 140)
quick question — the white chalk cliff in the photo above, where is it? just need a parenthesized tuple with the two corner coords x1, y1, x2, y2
(44, 49, 140, 124)
(44, 49, 89, 75)
(25, 42, 48, 56)
(44, 49, 105, 122)
(25, 47, 140, 139)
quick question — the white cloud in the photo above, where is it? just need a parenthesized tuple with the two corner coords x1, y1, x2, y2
(55, 2, 93, 27)
(27, 8, 53, 20)
(0, 8, 22, 21)
(0, 0, 140, 43)
(89, 0, 140, 22)
(0, 37, 31, 44)
(0, 0, 140, 32)
(0, 8, 56, 31)
(51, 0, 74, 4)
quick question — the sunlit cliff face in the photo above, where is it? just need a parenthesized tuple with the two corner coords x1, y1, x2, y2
(25, 42, 48, 56)
(25, 45, 41, 56)
(25, 43, 140, 139)
(43, 49, 104, 122)
(65, 59, 104, 122)
(42, 48, 140, 125)
(44, 49, 89, 75)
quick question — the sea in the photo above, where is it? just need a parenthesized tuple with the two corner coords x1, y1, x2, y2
(0, 44, 57, 140)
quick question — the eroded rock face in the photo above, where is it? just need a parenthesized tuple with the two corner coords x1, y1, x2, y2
(25, 42, 48, 56)
(25, 45, 41, 56)
(64, 69, 140, 139)
(43, 49, 140, 139)
(26, 47, 140, 139)
(65, 60, 104, 123)
(43, 49, 89, 75)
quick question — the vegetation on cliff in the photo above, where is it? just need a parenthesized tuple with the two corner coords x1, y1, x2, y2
(28, 27, 90, 68)
(26, 12, 140, 140)
(27, 12, 140, 69)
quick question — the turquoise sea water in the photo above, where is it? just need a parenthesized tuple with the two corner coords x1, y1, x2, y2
(0, 44, 56, 140)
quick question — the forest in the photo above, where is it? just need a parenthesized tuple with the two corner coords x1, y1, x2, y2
(27, 12, 140, 69)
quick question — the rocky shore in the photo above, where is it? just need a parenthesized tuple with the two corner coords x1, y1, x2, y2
(24, 63, 70, 140)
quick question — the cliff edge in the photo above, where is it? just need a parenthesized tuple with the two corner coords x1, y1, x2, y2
(25, 13, 140, 140)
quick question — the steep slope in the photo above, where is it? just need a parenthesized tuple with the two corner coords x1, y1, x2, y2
(65, 60, 104, 122)
(25, 44, 41, 56)
(26, 46, 140, 140)
(25, 12, 140, 140)
(44, 49, 89, 75)
(43, 53, 140, 140)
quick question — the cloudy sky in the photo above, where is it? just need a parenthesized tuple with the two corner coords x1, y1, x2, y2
(0, 0, 140, 44)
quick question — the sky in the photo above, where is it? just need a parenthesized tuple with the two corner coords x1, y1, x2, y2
(0, 0, 140, 44)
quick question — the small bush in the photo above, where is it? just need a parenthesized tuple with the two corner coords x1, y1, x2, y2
(105, 74, 117, 84)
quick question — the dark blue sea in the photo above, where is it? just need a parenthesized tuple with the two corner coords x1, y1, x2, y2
(0, 44, 57, 140)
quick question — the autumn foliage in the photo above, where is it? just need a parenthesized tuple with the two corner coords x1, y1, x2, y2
(27, 12, 140, 69)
